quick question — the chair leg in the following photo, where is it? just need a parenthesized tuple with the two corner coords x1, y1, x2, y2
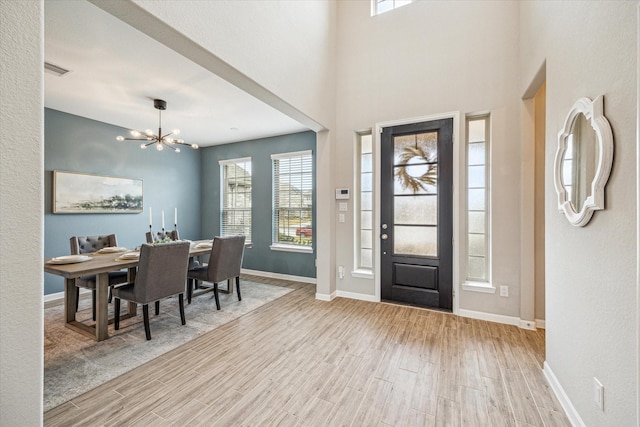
(91, 289, 96, 321)
(155, 300, 160, 316)
(187, 278, 192, 304)
(75, 287, 80, 312)
(108, 286, 112, 304)
(143, 304, 151, 340)
(213, 282, 220, 310)
(114, 298, 121, 330)
(179, 294, 186, 325)
(236, 276, 241, 301)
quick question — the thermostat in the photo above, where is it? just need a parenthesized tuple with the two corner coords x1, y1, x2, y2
(335, 188, 350, 199)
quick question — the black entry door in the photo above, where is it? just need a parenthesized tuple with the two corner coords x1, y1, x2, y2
(380, 119, 453, 311)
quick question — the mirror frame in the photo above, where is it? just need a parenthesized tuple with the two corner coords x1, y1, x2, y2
(553, 95, 613, 226)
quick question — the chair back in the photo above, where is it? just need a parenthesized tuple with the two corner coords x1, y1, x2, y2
(133, 241, 190, 303)
(70, 234, 118, 255)
(145, 230, 180, 244)
(206, 235, 246, 283)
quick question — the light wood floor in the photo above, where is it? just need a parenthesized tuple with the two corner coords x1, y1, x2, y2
(44, 276, 570, 427)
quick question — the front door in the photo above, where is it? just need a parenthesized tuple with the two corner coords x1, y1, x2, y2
(380, 119, 453, 310)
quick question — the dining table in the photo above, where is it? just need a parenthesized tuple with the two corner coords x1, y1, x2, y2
(44, 240, 214, 342)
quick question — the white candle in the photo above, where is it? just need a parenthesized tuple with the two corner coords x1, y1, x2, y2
(174, 208, 178, 226)
(161, 211, 165, 229)
(149, 207, 152, 227)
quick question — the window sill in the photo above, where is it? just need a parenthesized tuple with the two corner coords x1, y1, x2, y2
(461, 281, 496, 294)
(351, 269, 374, 280)
(269, 244, 313, 254)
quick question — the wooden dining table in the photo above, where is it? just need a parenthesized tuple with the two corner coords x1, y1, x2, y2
(44, 241, 214, 341)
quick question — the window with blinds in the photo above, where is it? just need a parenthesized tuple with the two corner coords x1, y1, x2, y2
(271, 150, 313, 248)
(219, 157, 252, 242)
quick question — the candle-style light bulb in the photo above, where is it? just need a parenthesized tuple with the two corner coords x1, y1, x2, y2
(156, 144, 163, 151)
(191, 144, 199, 149)
(140, 144, 148, 149)
(172, 129, 180, 135)
(131, 130, 141, 137)
(116, 135, 124, 141)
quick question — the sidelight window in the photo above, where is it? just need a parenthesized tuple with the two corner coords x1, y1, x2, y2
(466, 115, 490, 282)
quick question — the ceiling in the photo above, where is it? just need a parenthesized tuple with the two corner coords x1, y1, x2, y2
(44, 0, 310, 147)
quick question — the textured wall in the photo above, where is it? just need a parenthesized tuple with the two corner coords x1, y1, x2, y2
(0, 0, 44, 424)
(44, 108, 201, 294)
(200, 131, 317, 278)
(520, 2, 637, 425)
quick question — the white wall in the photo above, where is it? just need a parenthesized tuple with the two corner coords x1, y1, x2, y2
(520, 2, 638, 425)
(107, 0, 339, 298)
(0, 0, 44, 424)
(335, 0, 525, 318)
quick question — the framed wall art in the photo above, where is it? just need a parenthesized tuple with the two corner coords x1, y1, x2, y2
(53, 170, 143, 214)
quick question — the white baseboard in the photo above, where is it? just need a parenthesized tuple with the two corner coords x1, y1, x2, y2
(44, 288, 91, 308)
(543, 361, 585, 427)
(536, 318, 546, 329)
(519, 319, 536, 330)
(241, 268, 316, 284)
(458, 308, 543, 330)
(336, 290, 379, 303)
(315, 291, 336, 301)
(458, 308, 521, 327)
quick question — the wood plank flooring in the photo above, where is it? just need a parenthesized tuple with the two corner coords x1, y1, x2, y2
(44, 275, 570, 426)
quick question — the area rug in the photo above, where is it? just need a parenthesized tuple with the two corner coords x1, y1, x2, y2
(43, 280, 293, 412)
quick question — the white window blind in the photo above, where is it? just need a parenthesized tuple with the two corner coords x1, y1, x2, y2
(272, 150, 313, 247)
(220, 157, 252, 242)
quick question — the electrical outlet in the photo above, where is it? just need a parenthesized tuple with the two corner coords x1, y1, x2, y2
(594, 378, 604, 411)
(500, 285, 509, 297)
(339, 213, 345, 223)
(338, 265, 344, 279)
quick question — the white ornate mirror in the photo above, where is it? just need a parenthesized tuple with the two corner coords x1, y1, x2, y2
(553, 96, 613, 226)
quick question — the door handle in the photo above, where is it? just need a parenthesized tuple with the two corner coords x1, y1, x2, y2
(380, 234, 388, 240)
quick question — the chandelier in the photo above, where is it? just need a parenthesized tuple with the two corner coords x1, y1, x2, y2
(116, 99, 199, 153)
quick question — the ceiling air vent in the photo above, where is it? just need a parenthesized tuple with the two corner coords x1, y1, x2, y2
(44, 62, 70, 77)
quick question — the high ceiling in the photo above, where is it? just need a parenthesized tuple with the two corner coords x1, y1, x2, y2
(44, 0, 310, 147)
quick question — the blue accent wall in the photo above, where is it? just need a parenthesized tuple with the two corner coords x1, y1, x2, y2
(200, 132, 316, 278)
(44, 109, 316, 294)
(44, 108, 201, 294)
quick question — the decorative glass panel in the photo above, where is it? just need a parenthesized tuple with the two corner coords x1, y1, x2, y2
(468, 256, 486, 279)
(361, 153, 373, 173)
(361, 230, 372, 249)
(468, 143, 485, 166)
(468, 234, 485, 257)
(468, 120, 485, 143)
(361, 249, 373, 269)
(394, 164, 438, 195)
(468, 211, 485, 234)
(361, 192, 372, 211)
(468, 165, 485, 188)
(394, 195, 437, 225)
(393, 132, 437, 165)
(361, 211, 372, 230)
(468, 189, 485, 211)
(394, 226, 437, 257)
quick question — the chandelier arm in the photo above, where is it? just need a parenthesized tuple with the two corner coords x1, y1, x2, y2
(164, 142, 179, 152)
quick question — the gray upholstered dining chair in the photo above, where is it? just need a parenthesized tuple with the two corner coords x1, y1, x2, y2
(113, 241, 191, 340)
(70, 234, 128, 320)
(145, 229, 179, 243)
(186, 235, 246, 309)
